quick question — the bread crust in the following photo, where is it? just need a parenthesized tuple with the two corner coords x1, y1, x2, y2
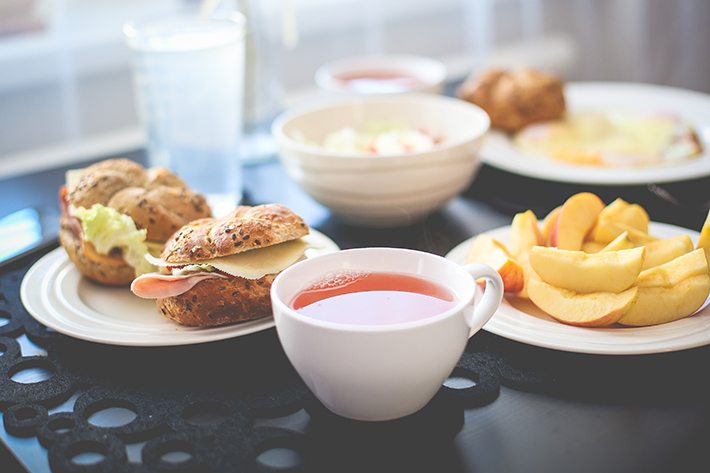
(83, 158, 147, 185)
(161, 204, 309, 264)
(146, 167, 188, 189)
(59, 217, 135, 286)
(107, 186, 210, 242)
(69, 170, 133, 208)
(156, 274, 275, 326)
(458, 68, 566, 132)
(67, 158, 211, 242)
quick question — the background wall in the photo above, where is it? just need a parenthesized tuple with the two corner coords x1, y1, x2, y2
(0, 0, 707, 172)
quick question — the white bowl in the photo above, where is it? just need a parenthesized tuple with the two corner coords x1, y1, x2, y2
(315, 55, 447, 95)
(272, 94, 491, 227)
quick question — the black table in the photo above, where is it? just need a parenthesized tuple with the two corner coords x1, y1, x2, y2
(1, 149, 710, 473)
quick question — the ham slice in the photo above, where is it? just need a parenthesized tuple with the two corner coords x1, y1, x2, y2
(65, 217, 83, 238)
(59, 186, 70, 215)
(131, 272, 227, 299)
(60, 186, 84, 239)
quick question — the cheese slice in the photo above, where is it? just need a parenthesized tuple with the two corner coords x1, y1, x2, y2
(145, 238, 310, 279)
(145, 241, 164, 258)
(204, 239, 309, 279)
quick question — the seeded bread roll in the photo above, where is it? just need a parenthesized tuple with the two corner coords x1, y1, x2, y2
(157, 274, 276, 326)
(67, 158, 212, 242)
(146, 167, 188, 189)
(60, 157, 212, 285)
(59, 218, 136, 286)
(161, 204, 309, 264)
(107, 186, 210, 242)
(68, 158, 148, 208)
(458, 68, 566, 132)
(82, 158, 147, 185)
(69, 171, 134, 209)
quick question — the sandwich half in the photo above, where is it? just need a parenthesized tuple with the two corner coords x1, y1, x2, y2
(59, 158, 211, 285)
(131, 204, 310, 326)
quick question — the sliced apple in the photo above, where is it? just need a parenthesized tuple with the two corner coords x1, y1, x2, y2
(541, 206, 561, 246)
(590, 220, 657, 245)
(549, 192, 605, 250)
(527, 278, 638, 327)
(642, 235, 694, 270)
(515, 251, 537, 299)
(529, 246, 645, 293)
(618, 274, 710, 326)
(637, 249, 708, 288)
(698, 210, 710, 269)
(582, 241, 606, 253)
(624, 226, 658, 245)
(600, 231, 634, 252)
(507, 210, 543, 299)
(620, 249, 710, 326)
(509, 210, 542, 258)
(598, 198, 650, 233)
(466, 234, 525, 293)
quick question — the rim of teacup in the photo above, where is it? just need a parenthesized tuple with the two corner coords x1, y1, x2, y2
(271, 247, 479, 333)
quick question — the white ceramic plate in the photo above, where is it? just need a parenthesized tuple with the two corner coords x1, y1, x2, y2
(21, 230, 340, 347)
(446, 222, 710, 355)
(480, 82, 710, 185)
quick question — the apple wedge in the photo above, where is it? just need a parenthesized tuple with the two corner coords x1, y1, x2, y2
(600, 231, 634, 252)
(618, 274, 710, 327)
(636, 248, 708, 288)
(529, 246, 645, 293)
(527, 278, 638, 327)
(549, 192, 605, 250)
(698, 210, 710, 269)
(515, 252, 537, 299)
(619, 250, 710, 327)
(581, 241, 606, 253)
(509, 210, 542, 257)
(508, 210, 543, 299)
(466, 234, 525, 293)
(590, 220, 657, 245)
(597, 198, 650, 233)
(541, 206, 561, 246)
(642, 235, 694, 270)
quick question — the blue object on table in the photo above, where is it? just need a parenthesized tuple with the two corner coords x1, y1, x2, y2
(0, 208, 58, 267)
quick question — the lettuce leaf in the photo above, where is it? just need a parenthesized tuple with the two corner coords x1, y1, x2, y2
(73, 204, 154, 276)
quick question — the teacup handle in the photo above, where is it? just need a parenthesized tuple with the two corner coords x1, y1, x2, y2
(462, 263, 504, 337)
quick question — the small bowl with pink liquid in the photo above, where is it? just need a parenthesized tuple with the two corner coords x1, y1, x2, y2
(315, 55, 447, 96)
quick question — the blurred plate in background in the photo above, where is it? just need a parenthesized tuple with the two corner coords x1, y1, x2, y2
(480, 82, 710, 185)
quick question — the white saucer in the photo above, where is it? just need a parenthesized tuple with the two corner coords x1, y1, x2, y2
(447, 222, 710, 355)
(480, 82, 710, 185)
(21, 230, 340, 347)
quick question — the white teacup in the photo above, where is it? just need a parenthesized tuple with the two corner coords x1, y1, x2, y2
(270, 247, 504, 421)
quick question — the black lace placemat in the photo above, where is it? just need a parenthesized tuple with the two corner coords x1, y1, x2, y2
(3, 246, 710, 473)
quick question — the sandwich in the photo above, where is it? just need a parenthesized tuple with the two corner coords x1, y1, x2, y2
(131, 204, 310, 327)
(59, 158, 211, 285)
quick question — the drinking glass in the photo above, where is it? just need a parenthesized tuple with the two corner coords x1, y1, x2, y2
(124, 11, 246, 217)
